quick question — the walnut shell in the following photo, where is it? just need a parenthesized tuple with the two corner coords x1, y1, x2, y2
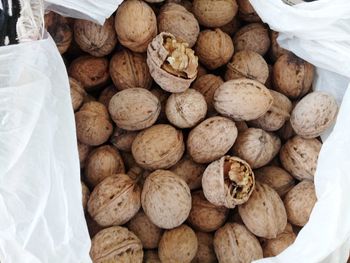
(143, 250, 161, 263)
(82, 181, 90, 211)
(109, 88, 160, 131)
(269, 31, 292, 62)
(279, 136, 322, 181)
(69, 77, 86, 111)
(273, 53, 315, 99)
(213, 223, 263, 263)
(291, 91, 338, 138)
(225, 50, 269, 84)
(90, 226, 143, 263)
(213, 79, 273, 121)
(85, 145, 125, 187)
(193, 232, 217, 263)
(115, 0, 157, 52)
(98, 85, 118, 107)
(141, 170, 191, 229)
(74, 17, 117, 57)
(127, 210, 163, 249)
(147, 32, 198, 93)
(87, 174, 141, 227)
(187, 116, 238, 163)
(193, 0, 238, 27)
(69, 56, 109, 91)
(158, 224, 198, 263)
(232, 128, 281, 169)
(202, 156, 255, 208)
(237, 0, 260, 22)
(233, 23, 270, 56)
(238, 182, 287, 239)
(78, 141, 93, 168)
(188, 191, 229, 232)
(75, 102, 113, 146)
(284, 180, 317, 227)
(110, 49, 153, 91)
(110, 127, 138, 152)
(195, 29, 234, 70)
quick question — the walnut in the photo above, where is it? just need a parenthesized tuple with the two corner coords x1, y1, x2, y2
(219, 17, 241, 36)
(115, 0, 157, 52)
(77, 141, 93, 168)
(202, 156, 255, 208)
(98, 85, 117, 107)
(141, 170, 191, 229)
(147, 32, 198, 93)
(236, 121, 249, 132)
(150, 87, 170, 123)
(81, 181, 90, 211)
(110, 127, 138, 152)
(195, 29, 234, 70)
(197, 63, 208, 78)
(85, 213, 103, 239)
(192, 232, 217, 263)
(143, 250, 161, 263)
(277, 119, 296, 142)
(237, 0, 260, 22)
(69, 77, 86, 112)
(269, 31, 292, 62)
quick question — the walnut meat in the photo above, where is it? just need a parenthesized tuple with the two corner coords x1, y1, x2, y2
(110, 127, 138, 152)
(238, 182, 287, 239)
(187, 117, 238, 163)
(141, 170, 191, 229)
(90, 226, 143, 263)
(202, 156, 255, 209)
(237, 0, 260, 22)
(69, 77, 86, 111)
(193, 232, 217, 263)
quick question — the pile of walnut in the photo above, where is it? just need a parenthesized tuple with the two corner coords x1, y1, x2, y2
(46, 0, 339, 262)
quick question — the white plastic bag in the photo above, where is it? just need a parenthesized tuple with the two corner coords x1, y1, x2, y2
(250, 0, 350, 262)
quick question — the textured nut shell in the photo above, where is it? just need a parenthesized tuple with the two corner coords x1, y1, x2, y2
(193, 232, 217, 263)
(110, 127, 138, 152)
(132, 124, 185, 170)
(69, 77, 86, 111)
(284, 180, 317, 226)
(269, 31, 292, 62)
(213, 79, 273, 121)
(143, 250, 161, 263)
(109, 88, 160, 131)
(233, 23, 270, 56)
(273, 54, 315, 99)
(82, 181, 90, 211)
(158, 225, 198, 263)
(193, 0, 238, 27)
(127, 210, 163, 249)
(90, 226, 143, 263)
(165, 89, 207, 128)
(85, 145, 125, 187)
(237, 0, 260, 22)
(141, 170, 191, 229)
(150, 87, 170, 123)
(74, 17, 117, 57)
(197, 63, 208, 78)
(277, 119, 296, 142)
(110, 49, 152, 91)
(238, 182, 287, 239)
(213, 223, 263, 263)
(291, 91, 338, 138)
(225, 50, 269, 84)
(187, 117, 238, 163)
(280, 136, 322, 181)
(220, 17, 241, 36)
(78, 142, 92, 168)
(87, 174, 141, 227)
(195, 29, 234, 70)
(98, 85, 118, 107)
(263, 224, 296, 257)
(115, 0, 157, 52)
(188, 191, 229, 232)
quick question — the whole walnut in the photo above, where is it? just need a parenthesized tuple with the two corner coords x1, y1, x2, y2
(193, 232, 217, 263)
(110, 49, 152, 91)
(284, 180, 317, 226)
(147, 32, 198, 93)
(280, 136, 322, 181)
(202, 156, 255, 208)
(158, 3, 199, 47)
(74, 17, 117, 57)
(75, 102, 113, 146)
(220, 17, 241, 36)
(233, 23, 270, 56)
(195, 29, 234, 70)
(158, 224, 198, 263)
(237, 0, 260, 22)
(115, 0, 157, 52)
(110, 127, 138, 152)
(85, 145, 125, 187)
(291, 91, 338, 138)
(90, 226, 143, 263)
(98, 85, 117, 107)
(238, 182, 287, 239)
(254, 166, 295, 197)
(143, 250, 161, 263)
(214, 223, 263, 263)
(78, 142, 93, 168)
(69, 77, 86, 111)
(87, 174, 141, 227)
(213, 79, 273, 121)
(132, 124, 185, 170)
(193, 0, 238, 28)
(273, 53, 315, 99)
(69, 56, 109, 91)
(187, 116, 238, 163)
(225, 50, 269, 84)
(232, 128, 281, 169)
(109, 88, 160, 131)
(166, 89, 207, 128)
(141, 170, 191, 229)
(269, 31, 292, 62)
(81, 181, 90, 211)
(188, 191, 229, 232)
(127, 210, 163, 249)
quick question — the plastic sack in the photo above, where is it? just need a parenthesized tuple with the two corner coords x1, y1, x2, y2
(250, 0, 350, 262)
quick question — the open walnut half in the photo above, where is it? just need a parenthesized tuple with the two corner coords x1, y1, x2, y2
(202, 155, 255, 208)
(147, 32, 198, 93)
